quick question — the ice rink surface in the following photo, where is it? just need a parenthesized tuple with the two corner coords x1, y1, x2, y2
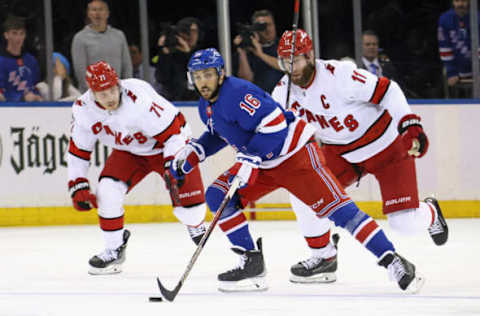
(0, 218, 479, 316)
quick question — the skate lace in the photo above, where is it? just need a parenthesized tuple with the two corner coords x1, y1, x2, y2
(227, 254, 247, 273)
(300, 256, 324, 270)
(97, 248, 118, 262)
(428, 217, 444, 235)
(387, 256, 406, 282)
(187, 224, 206, 238)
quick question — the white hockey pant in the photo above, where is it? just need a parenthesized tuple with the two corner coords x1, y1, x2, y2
(289, 193, 336, 258)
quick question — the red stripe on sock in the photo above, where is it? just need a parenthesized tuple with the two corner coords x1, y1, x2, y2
(99, 216, 124, 231)
(427, 202, 435, 226)
(219, 212, 247, 232)
(305, 230, 331, 248)
(355, 220, 378, 244)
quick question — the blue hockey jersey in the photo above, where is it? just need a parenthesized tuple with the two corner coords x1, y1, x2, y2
(0, 51, 41, 102)
(438, 8, 480, 79)
(195, 76, 315, 168)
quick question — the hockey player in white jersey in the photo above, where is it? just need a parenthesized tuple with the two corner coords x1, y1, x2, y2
(271, 29, 448, 284)
(67, 61, 207, 275)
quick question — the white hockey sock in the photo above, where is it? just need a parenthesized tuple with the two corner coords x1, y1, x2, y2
(387, 202, 434, 235)
(104, 230, 124, 250)
(310, 242, 337, 259)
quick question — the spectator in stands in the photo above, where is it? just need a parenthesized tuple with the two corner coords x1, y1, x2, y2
(152, 17, 203, 100)
(36, 52, 81, 101)
(0, 15, 43, 102)
(129, 43, 164, 95)
(360, 30, 400, 81)
(233, 9, 283, 93)
(438, 0, 479, 98)
(71, 0, 132, 92)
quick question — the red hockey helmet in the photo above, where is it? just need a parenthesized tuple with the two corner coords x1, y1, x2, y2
(277, 29, 313, 58)
(85, 61, 119, 92)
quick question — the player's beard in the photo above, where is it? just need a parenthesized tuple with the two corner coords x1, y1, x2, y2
(293, 62, 315, 87)
(199, 83, 221, 101)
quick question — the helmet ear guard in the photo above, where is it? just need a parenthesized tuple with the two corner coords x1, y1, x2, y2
(187, 71, 194, 86)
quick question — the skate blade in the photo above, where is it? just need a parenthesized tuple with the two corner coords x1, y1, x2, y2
(218, 276, 268, 292)
(88, 264, 122, 275)
(405, 273, 426, 294)
(289, 272, 337, 284)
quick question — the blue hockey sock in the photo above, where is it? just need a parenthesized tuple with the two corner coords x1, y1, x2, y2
(328, 202, 395, 258)
(206, 184, 255, 250)
(219, 212, 255, 250)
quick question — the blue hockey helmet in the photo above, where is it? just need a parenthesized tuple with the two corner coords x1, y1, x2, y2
(187, 48, 225, 84)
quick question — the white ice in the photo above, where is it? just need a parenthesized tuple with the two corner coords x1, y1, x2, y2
(0, 219, 479, 316)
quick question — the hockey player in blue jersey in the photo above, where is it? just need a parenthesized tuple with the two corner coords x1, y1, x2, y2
(169, 47, 424, 293)
(438, 0, 480, 89)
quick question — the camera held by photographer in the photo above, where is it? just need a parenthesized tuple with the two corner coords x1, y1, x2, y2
(153, 17, 202, 100)
(233, 9, 283, 93)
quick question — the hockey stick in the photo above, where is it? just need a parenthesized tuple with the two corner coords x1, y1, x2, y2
(151, 176, 241, 302)
(164, 173, 182, 205)
(285, 0, 301, 109)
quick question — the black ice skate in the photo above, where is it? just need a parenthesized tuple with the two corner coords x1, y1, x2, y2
(88, 229, 131, 275)
(378, 252, 425, 293)
(290, 233, 340, 284)
(425, 197, 449, 246)
(186, 222, 206, 245)
(218, 238, 268, 292)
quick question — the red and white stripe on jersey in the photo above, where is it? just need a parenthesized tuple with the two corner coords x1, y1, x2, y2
(439, 47, 454, 61)
(279, 117, 316, 156)
(369, 77, 390, 105)
(68, 138, 92, 161)
(218, 210, 248, 235)
(306, 143, 351, 218)
(256, 107, 287, 134)
(331, 109, 392, 156)
(153, 112, 186, 147)
(352, 217, 381, 246)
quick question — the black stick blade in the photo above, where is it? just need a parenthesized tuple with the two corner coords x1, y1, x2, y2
(148, 296, 163, 302)
(156, 277, 181, 302)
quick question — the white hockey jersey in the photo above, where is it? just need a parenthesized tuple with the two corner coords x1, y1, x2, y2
(67, 78, 191, 180)
(271, 59, 412, 163)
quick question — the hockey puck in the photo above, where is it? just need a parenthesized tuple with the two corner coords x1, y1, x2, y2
(149, 296, 163, 302)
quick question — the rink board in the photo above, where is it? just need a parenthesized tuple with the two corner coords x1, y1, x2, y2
(0, 101, 479, 225)
(0, 200, 480, 226)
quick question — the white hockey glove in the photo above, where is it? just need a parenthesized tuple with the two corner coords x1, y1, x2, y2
(171, 140, 206, 179)
(229, 153, 261, 188)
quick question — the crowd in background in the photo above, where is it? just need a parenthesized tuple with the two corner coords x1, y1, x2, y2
(0, 0, 473, 101)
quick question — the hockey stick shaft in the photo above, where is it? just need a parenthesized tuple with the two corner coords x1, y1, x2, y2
(156, 176, 241, 302)
(164, 174, 181, 205)
(285, 0, 301, 109)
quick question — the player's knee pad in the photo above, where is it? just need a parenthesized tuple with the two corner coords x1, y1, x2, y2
(327, 202, 369, 234)
(387, 208, 424, 235)
(97, 178, 128, 218)
(205, 185, 241, 219)
(173, 203, 206, 226)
